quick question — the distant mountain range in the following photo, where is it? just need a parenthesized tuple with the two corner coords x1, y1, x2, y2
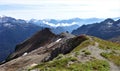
(28, 17, 120, 34)
(72, 18, 120, 40)
(29, 18, 104, 26)
(28, 17, 104, 33)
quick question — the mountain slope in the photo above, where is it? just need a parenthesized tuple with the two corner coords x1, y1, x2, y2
(28, 36, 120, 71)
(0, 28, 120, 71)
(109, 36, 120, 43)
(6, 28, 57, 61)
(0, 16, 43, 62)
(0, 28, 87, 71)
(72, 18, 120, 40)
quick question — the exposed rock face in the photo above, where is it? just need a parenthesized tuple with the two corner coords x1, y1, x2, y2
(6, 28, 57, 61)
(43, 35, 88, 62)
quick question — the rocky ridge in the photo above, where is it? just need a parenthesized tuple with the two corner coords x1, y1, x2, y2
(0, 28, 120, 71)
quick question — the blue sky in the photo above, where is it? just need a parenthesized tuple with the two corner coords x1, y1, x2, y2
(0, 0, 120, 20)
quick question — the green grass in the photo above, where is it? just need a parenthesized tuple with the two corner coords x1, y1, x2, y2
(101, 52, 120, 66)
(83, 50, 91, 55)
(93, 37, 120, 50)
(72, 39, 95, 52)
(29, 54, 110, 71)
(74, 51, 80, 57)
(93, 36, 120, 66)
(72, 36, 120, 52)
(29, 54, 78, 71)
(82, 50, 91, 55)
(68, 59, 110, 71)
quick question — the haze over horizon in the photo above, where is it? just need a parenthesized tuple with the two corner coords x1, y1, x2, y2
(0, 0, 120, 20)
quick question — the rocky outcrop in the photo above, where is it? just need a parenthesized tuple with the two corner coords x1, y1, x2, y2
(6, 28, 57, 61)
(43, 35, 88, 62)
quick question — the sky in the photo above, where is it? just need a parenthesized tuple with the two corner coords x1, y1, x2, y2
(0, 0, 120, 20)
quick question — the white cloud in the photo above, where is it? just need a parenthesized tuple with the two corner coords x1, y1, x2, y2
(0, 0, 120, 19)
(43, 21, 77, 27)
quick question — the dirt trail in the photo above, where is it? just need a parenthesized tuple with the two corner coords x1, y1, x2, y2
(91, 42, 120, 71)
(83, 42, 120, 71)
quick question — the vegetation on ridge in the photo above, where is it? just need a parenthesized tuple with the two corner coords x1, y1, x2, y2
(29, 54, 109, 71)
(29, 36, 113, 71)
(93, 37, 120, 50)
(71, 36, 95, 52)
(27, 35, 120, 71)
(93, 36, 120, 66)
(101, 52, 120, 66)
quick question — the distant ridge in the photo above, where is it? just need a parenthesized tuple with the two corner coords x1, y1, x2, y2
(72, 18, 120, 40)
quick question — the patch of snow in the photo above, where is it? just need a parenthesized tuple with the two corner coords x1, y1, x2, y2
(107, 22, 113, 25)
(22, 52, 27, 56)
(3, 23, 13, 28)
(55, 38, 61, 42)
